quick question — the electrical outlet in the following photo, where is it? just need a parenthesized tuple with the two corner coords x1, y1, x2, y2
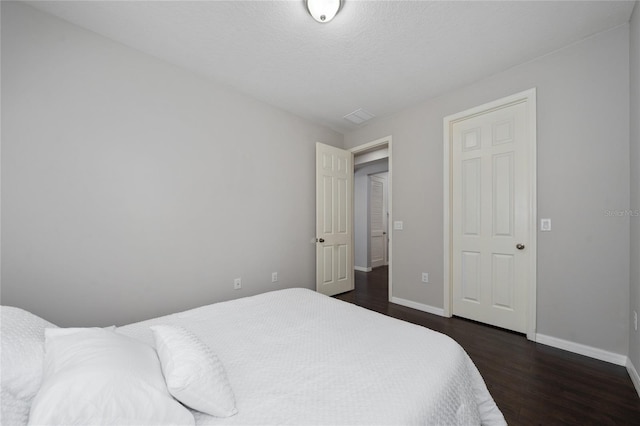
(272, 272, 278, 283)
(421, 272, 429, 283)
(634, 311, 638, 332)
(233, 278, 241, 290)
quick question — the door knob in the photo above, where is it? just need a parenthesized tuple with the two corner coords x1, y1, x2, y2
(317, 238, 325, 243)
(516, 243, 525, 250)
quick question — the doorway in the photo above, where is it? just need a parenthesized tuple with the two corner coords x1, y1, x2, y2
(354, 161, 388, 272)
(369, 173, 389, 269)
(350, 136, 393, 302)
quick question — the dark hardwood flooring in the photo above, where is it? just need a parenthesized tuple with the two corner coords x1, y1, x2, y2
(335, 266, 640, 425)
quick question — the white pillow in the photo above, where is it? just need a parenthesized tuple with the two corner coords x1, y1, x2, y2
(1, 386, 32, 426)
(0, 306, 57, 396)
(1, 306, 58, 426)
(28, 327, 195, 426)
(151, 325, 238, 418)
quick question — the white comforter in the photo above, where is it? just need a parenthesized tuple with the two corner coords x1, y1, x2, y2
(118, 288, 506, 426)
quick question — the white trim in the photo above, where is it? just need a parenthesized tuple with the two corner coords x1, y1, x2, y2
(627, 359, 640, 398)
(443, 113, 452, 317)
(350, 136, 393, 303)
(535, 334, 628, 366)
(354, 266, 372, 272)
(443, 88, 537, 341)
(349, 136, 392, 155)
(391, 297, 446, 317)
(526, 90, 538, 342)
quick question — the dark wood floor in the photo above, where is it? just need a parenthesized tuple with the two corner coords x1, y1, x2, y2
(335, 266, 640, 425)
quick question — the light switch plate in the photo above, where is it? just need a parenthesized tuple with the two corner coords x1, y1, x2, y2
(393, 221, 404, 230)
(540, 218, 551, 232)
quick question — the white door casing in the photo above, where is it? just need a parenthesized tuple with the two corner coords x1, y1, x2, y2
(444, 89, 537, 339)
(370, 174, 387, 268)
(316, 142, 354, 296)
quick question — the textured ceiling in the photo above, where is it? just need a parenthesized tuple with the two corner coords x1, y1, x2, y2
(26, 0, 635, 133)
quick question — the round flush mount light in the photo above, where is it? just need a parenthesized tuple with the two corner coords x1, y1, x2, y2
(306, 0, 341, 23)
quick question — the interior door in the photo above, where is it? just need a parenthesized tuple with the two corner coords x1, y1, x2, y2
(370, 174, 387, 269)
(451, 100, 531, 333)
(316, 142, 354, 296)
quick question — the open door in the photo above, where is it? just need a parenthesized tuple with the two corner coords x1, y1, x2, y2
(316, 142, 354, 296)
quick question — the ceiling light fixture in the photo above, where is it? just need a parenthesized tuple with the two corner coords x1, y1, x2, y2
(306, 0, 341, 23)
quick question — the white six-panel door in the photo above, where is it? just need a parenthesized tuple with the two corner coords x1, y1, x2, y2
(451, 98, 533, 334)
(316, 143, 354, 296)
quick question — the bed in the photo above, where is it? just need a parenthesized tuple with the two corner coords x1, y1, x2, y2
(1, 288, 506, 425)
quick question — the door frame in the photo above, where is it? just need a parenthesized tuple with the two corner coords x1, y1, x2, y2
(443, 89, 537, 341)
(350, 136, 393, 302)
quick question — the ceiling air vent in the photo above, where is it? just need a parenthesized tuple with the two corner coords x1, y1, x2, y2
(343, 108, 375, 125)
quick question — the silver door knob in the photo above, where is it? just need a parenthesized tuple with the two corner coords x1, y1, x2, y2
(516, 243, 525, 250)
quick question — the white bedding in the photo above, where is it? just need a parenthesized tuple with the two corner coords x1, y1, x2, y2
(0, 306, 58, 426)
(116, 288, 506, 426)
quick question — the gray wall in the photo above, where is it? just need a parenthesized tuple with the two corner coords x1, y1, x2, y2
(630, 2, 640, 372)
(0, 2, 343, 326)
(345, 26, 631, 356)
(354, 161, 388, 270)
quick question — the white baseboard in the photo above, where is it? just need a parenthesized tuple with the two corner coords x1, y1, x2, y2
(535, 333, 627, 366)
(627, 359, 640, 398)
(391, 297, 445, 317)
(354, 266, 372, 272)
